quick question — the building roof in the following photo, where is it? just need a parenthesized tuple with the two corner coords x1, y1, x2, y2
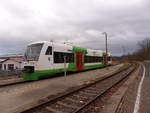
(0, 59, 7, 63)
(10, 58, 23, 63)
(0, 58, 23, 63)
(0, 54, 23, 59)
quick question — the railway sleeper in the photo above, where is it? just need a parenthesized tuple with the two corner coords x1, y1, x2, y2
(65, 97, 86, 105)
(57, 101, 80, 109)
(47, 103, 75, 113)
(61, 99, 83, 107)
(82, 89, 100, 94)
(85, 87, 100, 91)
(73, 94, 92, 100)
(79, 91, 98, 97)
(46, 106, 64, 113)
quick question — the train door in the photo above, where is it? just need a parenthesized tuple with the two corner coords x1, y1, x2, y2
(104, 55, 107, 66)
(45, 46, 53, 69)
(76, 52, 83, 71)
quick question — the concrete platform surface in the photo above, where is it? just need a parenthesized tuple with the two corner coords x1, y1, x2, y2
(113, 63, 149, 113)
(101, 63, 141, 113)
(139, 63, 150, 113)
(0, 78, 25, 86)
(0, 64, 123, 113)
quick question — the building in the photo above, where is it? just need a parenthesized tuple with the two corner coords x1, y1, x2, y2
(0, 54, 24, 71)
(0, 58, 23, 70)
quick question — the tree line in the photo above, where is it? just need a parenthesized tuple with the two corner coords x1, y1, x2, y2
(124, 38, 150, 61)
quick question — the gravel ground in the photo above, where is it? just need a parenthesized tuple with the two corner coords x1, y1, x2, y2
(139, 63, 150, 113)
(114, 64, 143, 113)
(0, 64, 123, 113)
(25, 65, 133, 113)
(78, 81, 125, 113)
(0, 75, 20, 80)
(78, 65, 137, 113)
(114, 63, 150, 113)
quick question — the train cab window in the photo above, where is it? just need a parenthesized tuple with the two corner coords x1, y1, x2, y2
(24, 43, 43, 61)
(45, 46, 52, 55)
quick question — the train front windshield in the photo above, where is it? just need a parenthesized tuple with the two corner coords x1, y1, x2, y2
(24, 43, 43, 61)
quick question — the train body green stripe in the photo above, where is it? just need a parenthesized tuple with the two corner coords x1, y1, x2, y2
(22, 63, 104, 80)
(22, 68, 64, 80)
(83, 64, 103, 70)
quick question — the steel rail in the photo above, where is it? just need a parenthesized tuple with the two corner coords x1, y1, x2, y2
(0, 64, 124, 88)
(73, 64, 138, 113)
(21, 63, 138, 113)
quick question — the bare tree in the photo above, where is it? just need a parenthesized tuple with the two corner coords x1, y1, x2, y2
(125, 38, 150, 61)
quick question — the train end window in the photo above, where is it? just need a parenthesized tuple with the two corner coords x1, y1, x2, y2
(45, 46, 52, 55)
(108, 57, 112, 61)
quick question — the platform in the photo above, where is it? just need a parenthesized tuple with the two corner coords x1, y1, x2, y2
(0, 78, 25, 86)
(111, 63, 149, 113)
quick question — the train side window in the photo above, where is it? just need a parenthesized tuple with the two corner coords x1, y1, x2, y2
(54, 52, 74, 63)
(100, 57, 103, 62)
(84, 56, 103, 63)
(45, 46, 52, 55)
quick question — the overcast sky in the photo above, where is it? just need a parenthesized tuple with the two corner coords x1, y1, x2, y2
(0, 0, 149, 56)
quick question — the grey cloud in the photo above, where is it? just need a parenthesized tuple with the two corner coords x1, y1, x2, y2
(0, 0, 149, 56)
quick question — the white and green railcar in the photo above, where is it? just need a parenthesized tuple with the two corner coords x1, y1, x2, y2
(22, 41, 112, 80)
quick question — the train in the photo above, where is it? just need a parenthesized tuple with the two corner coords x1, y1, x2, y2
(22, 41, 112, 80)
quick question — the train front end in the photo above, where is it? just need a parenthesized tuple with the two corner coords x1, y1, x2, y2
(22, 42, 44, 80)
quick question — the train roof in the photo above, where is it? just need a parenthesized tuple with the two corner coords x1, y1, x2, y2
(28, 41, 49, 45)
(27, 41, 110, 55)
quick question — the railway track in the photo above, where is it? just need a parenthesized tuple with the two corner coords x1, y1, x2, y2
(0, 64, 120, 87)
(22, 63, 138, 113)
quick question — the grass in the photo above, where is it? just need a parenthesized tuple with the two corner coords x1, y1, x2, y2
(143, 62, 150, 65)
(118, 62, 130, 70)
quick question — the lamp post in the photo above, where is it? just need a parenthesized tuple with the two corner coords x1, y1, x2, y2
(102, 32, 108, 66)
(102, 32, 108, 56)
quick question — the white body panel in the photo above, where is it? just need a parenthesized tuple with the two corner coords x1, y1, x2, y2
(23, 41, 111, 71)
(86, 49, 103, 56)
(53, 63, 69, 69)
(24, 41, 73, 71)
(108, 53, 112, 64)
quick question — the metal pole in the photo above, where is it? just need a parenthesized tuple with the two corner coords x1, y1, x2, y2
(102, 32, 108, 66)
(105, 33, 108, 68)
(64, 56, 67, 79)
(103, 32, 108, 56)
